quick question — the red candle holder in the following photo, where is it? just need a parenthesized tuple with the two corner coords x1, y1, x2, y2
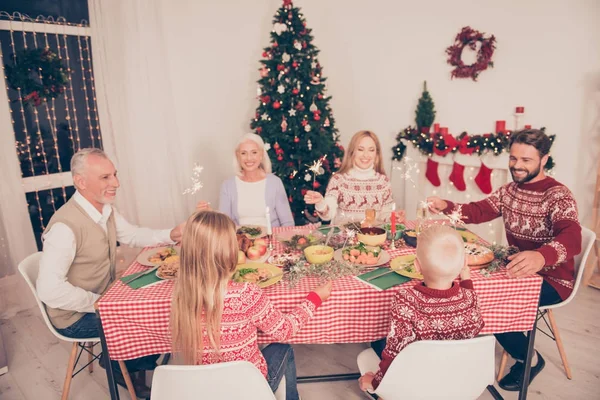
(524, 124, 532, 129)
(495, 120, 506, 132)
(515, 106, 525, 114)
(433, 123, 440, 133)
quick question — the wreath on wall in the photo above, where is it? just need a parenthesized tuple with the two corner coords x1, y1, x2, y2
(5, 48, 68, 106)
(445, 26, 496, 81)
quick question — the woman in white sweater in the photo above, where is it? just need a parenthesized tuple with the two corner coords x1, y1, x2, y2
(304, 130, 405, 224)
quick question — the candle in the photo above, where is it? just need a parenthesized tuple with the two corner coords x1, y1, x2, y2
(440, 127, 448, 134)
(390, 203, 397, 238)
(495, 120, 506, 132)
(515, 106, 525, 114)
(524, 124, 532, 129)
(433, 123, 440, 133)
(265, 207, 272, 235)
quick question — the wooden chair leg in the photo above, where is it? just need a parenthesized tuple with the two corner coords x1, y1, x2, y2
(87, 342, 94, 373)
(497, 350, 508, 381)
(61, 342, 79, 400)
(118, 360, 138, 399)
(547, 309, 573, 379)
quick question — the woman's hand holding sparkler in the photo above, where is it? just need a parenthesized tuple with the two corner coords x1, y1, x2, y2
(304, 190, 324, 205)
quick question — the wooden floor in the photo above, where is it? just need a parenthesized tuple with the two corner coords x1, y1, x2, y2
(1, 285, 598, 400)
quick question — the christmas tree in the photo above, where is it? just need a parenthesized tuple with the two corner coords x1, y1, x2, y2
(250, 0, 343, 225)
(415, 81, 436, 131)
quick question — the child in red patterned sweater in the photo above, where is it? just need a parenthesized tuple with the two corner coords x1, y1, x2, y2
(170, 211, 332, 400)
(359, 224, 485, 393)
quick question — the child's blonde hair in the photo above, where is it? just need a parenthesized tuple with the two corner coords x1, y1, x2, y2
(170, 211, 239, 365)
(416, 224, 465, 283)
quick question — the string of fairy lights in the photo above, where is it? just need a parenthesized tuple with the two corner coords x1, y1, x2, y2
(1, 12, 100, 233)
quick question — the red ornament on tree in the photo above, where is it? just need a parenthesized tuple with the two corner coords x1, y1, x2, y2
(273, 101, 281, 109)
(312, 181, 321, 189)
(261, 95, 271, 103)
(273, 42, 278, 48)
(301, 189, 308, 196)
(277, 64, 285, 71)
(292, 88, 299, 95)
(294, 136, 300, 143)
(301, 119, 308, 126)
(292, 61, 298, 68)
(277, 155, 283, 161)
(313, 113, 320, 121)
(274, 142, 280, 149)
(317, 94, 323, 99)
(256, 127, 262, 134)
(262, 51, 268, 58)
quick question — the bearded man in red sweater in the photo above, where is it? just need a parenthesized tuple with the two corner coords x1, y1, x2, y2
(427, 129, 582, 391)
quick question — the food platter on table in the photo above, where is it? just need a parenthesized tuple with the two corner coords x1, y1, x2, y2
(464, 243, 495, 267)
(156, 262, 179, 280)
(136, 246, 180, 267)
(267, 253, 300, 266)
(232, 263, 282, 288)
(334, 244, 391, 267)
(390, 254, 423, 280)
(236, 225, 267, 239)
(275, 228, 324, 250)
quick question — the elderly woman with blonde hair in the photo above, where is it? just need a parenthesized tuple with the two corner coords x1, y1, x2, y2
(219, 133, 294, 227)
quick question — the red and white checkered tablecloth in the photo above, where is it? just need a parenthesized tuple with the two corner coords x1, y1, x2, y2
(98, 222, 542, 361)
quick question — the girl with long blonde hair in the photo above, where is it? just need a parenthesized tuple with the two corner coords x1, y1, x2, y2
(304, 130, 405, 223)
(171, 211, 331, 399)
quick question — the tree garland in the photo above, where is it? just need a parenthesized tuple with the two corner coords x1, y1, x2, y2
(5, 48, 68, 106)
(392, 126, 556, 171)
(446, 26, 496, 81)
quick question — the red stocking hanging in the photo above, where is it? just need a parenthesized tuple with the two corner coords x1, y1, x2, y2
(425, 158, 441, 187)
(475, 162, 493, 194)
(449, 161, 466, 191)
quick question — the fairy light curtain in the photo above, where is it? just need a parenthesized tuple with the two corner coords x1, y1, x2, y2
(0, 12, 101, 276)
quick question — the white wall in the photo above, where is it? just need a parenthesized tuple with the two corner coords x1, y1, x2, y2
(116, 0, 600, 227)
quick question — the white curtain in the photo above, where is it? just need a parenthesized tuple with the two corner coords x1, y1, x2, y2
(89, 0, 198, 228)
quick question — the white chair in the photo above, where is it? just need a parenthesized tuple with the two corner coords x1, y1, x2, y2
(18, 252, 137, 400)
(357, 336, 500, 400)
(150, 362, 286, 400)
(497, 226, 597, 380)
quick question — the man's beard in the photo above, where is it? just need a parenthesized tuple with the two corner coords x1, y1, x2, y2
(510, 162, 542, 183)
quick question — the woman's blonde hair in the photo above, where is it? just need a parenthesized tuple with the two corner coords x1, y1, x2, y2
(170, 211, 239, 365)
(233, 133, 272, 176)
(337, 130, 386, 176)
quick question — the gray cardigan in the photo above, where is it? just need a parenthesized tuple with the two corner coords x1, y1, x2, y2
(219, 174, 294, 227)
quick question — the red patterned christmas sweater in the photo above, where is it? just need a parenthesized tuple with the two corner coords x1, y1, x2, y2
(197, 281, 321, 377)
(372, 280, 484, 389)
(443, 177, 582, 300)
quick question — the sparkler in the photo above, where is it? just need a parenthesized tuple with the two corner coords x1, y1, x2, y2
(182, 164, 204, 195)
(306, 155, 326, 188)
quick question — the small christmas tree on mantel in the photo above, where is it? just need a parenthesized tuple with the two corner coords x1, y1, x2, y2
(415, 81, 436, 133)
(250, 0, 344, 225)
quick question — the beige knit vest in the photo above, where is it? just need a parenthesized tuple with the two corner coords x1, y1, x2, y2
(43, 197, 117, 329)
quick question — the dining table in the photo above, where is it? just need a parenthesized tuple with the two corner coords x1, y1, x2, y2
(95, 221, 542, 400)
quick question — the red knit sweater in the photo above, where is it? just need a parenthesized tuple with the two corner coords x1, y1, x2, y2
(443, 177, 582, 300)
(372, 280, 484, 389)
(197, 282, 321, 377)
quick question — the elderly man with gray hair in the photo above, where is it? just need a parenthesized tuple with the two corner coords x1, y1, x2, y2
(36, 148, 187, 397)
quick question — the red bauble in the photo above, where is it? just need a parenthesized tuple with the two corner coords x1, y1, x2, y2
(292, 88, 299, 95)
(301, 119, 308, 126)
(262, 95, 271, 103)
(274, 142, 280, 149)
(294, 136, 300, 143)
(273, 42, 278, 47)
(273, 101, 281, 109)
(317, 94, 323, 99)
(292, 61, 298, 68)
(277, 155, 283, 161)
(277, 64, 285, 71)
(262, 51, 268, 57)
(313, 113, 320, 121)
(312, 181, 320, 189)
(289, 196, 293, 202)
(302, 42, 307, 48)
(301, 189, 308, 196)
(256, 127, 262, 134)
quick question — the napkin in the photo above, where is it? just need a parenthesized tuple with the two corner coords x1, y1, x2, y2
(355, 268, 411, 291)
(120, 269, 164, 289)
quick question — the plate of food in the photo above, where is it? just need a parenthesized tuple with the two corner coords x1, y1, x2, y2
(390, 254, 423, 280)
(267, 253, 300, 266)
(334, 243, 391, 267)
(236, 225, 267, 239)
(456, 227, 479, 243)
(156, 260, 180, 280)
(232, 263, 283, 288)
(137, 246, 180, 267)
(237, 235, 271, 264)
(464, 243, 495, 267)
(276, 230, 324, 251)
